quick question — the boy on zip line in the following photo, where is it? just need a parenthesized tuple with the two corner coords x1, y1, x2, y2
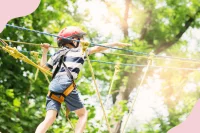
(35, 26, 130, 133)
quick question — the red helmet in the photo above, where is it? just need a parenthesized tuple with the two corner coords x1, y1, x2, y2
(57, 26, 86, 47)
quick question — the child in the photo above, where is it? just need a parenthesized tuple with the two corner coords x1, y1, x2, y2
(35, 26, 130, 133)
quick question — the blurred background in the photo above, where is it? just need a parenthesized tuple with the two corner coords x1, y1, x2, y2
(0, 0, 200, 132)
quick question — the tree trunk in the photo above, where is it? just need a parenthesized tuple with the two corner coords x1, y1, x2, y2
(122, 0, 130, 37)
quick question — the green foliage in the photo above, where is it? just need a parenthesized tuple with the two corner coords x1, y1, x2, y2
(109, 100, 128, 125)
(0, 0, 200, 132)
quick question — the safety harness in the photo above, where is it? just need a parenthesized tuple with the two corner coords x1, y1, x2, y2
(47, 48, 75, 107)
(47, 83, 75, 103)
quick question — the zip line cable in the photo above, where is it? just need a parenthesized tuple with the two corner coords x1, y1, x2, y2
(5, 24, 139, 54)
(6, 24, 200, 63)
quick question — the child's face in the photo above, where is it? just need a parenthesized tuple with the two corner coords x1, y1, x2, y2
(73, 37, 84, 47)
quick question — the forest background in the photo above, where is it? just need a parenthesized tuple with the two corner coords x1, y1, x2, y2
(0, 0, 200, 133)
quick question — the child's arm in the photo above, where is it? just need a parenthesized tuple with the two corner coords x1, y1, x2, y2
(88, 42, 131, 55)
(40, 43, 50, 70)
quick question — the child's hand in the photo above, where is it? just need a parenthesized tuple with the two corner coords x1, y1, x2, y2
(41, 43, 50, 52)
(116, 42, 132, 47)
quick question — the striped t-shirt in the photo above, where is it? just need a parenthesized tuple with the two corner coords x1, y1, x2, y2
(46, 47, 89, 79)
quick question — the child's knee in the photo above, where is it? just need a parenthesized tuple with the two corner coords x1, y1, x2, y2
(76, 108, 88, 118)
(85, 110, 88, 117)
(80, 108, 88, 118)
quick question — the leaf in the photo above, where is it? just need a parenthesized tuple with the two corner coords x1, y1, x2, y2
(6, 89, 14, 98)
(13, 98, 21, 107)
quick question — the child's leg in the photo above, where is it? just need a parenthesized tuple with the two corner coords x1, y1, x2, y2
(74, 107, 88, 133)
(64, 88, 87, 133)
(35, 96, 61, 133)
(35, 110, 57, 133)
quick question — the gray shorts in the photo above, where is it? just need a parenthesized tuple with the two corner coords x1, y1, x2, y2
(46, 75, 84, 114)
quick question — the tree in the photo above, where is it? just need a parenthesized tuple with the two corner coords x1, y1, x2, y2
(1, 0, 200, 132)
(99, 0, 200, 132)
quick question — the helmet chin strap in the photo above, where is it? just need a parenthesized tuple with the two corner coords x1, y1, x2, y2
(71, 38, 80, 48)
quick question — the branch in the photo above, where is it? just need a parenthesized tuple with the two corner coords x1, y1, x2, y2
(101, 0, 130, 37)
(155, 8, 200, 54)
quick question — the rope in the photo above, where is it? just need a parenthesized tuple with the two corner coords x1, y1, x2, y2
(0, 38, 8, 46)
(81, 41, 111, 133)
(97, 62, 120, 133)
(6, 24, 200, 63)
(0, 39, 51, 84)
(86, 53, 111, 133)
(30, 51, 40, 81)
(2, 24, 147, 54)
(7, 49, 200, 72)
(6, 24, 138, 54)
(2, 39, 58, 48)
(18, 49, 50, 56)
(1, 39, 76, 131)
(4, 24, 200, 132)
(35, 69, 39, 81)
(0, 39, 52, 76)
(43, 73, 50, 84)
(7, 37, 200, 65)
(66, 117, 75, 133)
(2, 46, 199, 72)
(17, 48, 200, 70)
(90, 43, 142, 54)
(60, 107, 75, 133)
(3, 37, 200, 65)
(121, 52, 154, 133)
(108, 63, 120, 97)
(90, 60, 200, 71)
(1, 40, 75, 130)
(102, 52, 200, 65)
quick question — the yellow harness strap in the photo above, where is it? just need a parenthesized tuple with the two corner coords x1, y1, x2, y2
(63, 83, 75, 96)
(47, 82, 75, 103)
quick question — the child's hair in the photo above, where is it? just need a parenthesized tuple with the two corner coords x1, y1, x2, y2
(57, 26, 86, 48)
